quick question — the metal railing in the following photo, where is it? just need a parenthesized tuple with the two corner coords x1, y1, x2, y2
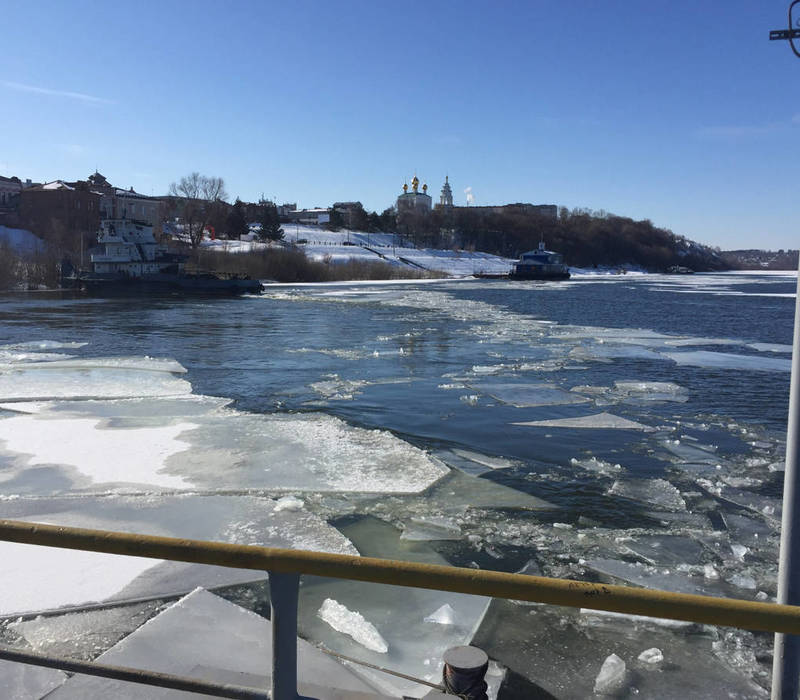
(1, 517, 800, 699)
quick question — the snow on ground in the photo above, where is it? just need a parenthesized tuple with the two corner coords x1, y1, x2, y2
(0, 225, 42, 256)
(200, 224, 516, 276)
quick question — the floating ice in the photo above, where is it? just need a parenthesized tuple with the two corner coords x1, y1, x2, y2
(0, 659, 66, 698)
(621, 535, 705, 567)
(3, 356, 188, 373)
(579, 608, 692, 629)
(435, 448, 514, 477)
(171, 410, 448, 494)
(401, 516, 462, 541)
(728, 574, 757, 590)
(638, 647, 664, 665)
(731, 544, 749, 561)
(475, 382, 590, 408)
(0, 341, 88, 351)
(611, 380, 689, 403)
(274, 495, 304, 512)
(609, 479, 686, 511)
(593, 653, 626, 695)
(584, 559, 706, 595)
(570, 456, 622, 474)
(664, 350, 791, 373)
(47, 588, 378, 698)
(747, 343, 793, 354)
(317, 598, 389, 653)
(0, 494, 357, 616)
(0, 414, 194, 489)
(424, 603, 456, 625)
(513, 412, 654, 431)
(309, 376, 368, 401)
(0, 364, 191, 401)
(0, 541, 159, 616)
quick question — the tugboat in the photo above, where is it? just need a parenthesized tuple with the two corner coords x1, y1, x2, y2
(509, 240, 571, 280)
(62, 219, 262, 295)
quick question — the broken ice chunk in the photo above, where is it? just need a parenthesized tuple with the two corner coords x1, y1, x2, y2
(608, 479, 686, 512)
(727, 574, 757, 590)
(730, 544, 749, 561)
(637, 647, 664, 665)
(274, 495, 304, 512)
(594, 653, 627, 695)
(612, 381, 689, 404)
(424, 603, 456, 625)
(317, 599, 388, 653)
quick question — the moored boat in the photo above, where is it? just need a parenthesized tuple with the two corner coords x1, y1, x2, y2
(62, 219, 262, 296)
(509, 241, 571, 280)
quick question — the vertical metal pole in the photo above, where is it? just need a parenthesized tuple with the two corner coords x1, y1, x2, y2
(773, 258, 800, 699)
(269, 572, 300, 700)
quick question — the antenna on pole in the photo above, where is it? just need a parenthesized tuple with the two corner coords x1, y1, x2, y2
(769, 0, 800, 57)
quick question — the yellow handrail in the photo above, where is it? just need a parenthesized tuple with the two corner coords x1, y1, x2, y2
(0, 518, 796, 634)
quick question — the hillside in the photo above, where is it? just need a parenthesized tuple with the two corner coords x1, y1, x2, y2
(720, 249, 799, 271)
(445, 208, 729, 272)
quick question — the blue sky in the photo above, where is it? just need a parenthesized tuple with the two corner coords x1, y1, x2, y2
(1, 1, 798, 249)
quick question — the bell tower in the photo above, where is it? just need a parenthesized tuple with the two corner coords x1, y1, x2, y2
(439, 176, 453, 208)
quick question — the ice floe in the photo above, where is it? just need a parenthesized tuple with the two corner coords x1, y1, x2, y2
(513, 412, 654, 431)
(665, 350, 791, 372)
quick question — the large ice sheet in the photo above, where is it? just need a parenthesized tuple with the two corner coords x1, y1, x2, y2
(169, 410, 448, 494)
(665, 351, 791, 373)
(0, 495, 357, 615)
(0, 659, 66, 699)
(0, 365, 191, 401)
(48, 588, 382, 699)
(0, 541, 159, 616)
(473, 382, 590, 407)
(0, 414, 195, 489)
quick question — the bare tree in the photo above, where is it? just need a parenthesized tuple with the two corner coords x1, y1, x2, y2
(168, 172, 228, 248)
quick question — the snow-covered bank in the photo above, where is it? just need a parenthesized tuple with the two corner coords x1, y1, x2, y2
(0, 225, 42, 256)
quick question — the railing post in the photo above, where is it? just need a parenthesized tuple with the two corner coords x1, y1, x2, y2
(773, 258, 800, 700)
(269, 572, 301, 700)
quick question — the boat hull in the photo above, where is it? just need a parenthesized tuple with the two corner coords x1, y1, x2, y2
(508, 270, 571, 280)
(79, 273, 262, 296)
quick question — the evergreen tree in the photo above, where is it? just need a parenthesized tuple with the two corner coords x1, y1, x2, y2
(259, 200, 284, 243)
(227, 198, 249, 239)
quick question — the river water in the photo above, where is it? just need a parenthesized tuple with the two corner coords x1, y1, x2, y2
(0, 271, 796, 698)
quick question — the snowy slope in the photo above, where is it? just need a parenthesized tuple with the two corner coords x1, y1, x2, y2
(0, 225, 43, 256)
(201, 224, 516, 277)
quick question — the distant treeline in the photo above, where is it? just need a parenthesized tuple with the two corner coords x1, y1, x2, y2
(442, 207, 728, 272)
(338, 204, 729, 272)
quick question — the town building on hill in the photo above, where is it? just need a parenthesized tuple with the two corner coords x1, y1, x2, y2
(332, 201, 364, 229)
(286, 207, 330, 226)
(19, 180, 101, 244)
(87, 172, 161, 225)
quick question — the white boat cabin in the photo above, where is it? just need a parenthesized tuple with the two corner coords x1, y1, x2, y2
(91, 219, 183, 277)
